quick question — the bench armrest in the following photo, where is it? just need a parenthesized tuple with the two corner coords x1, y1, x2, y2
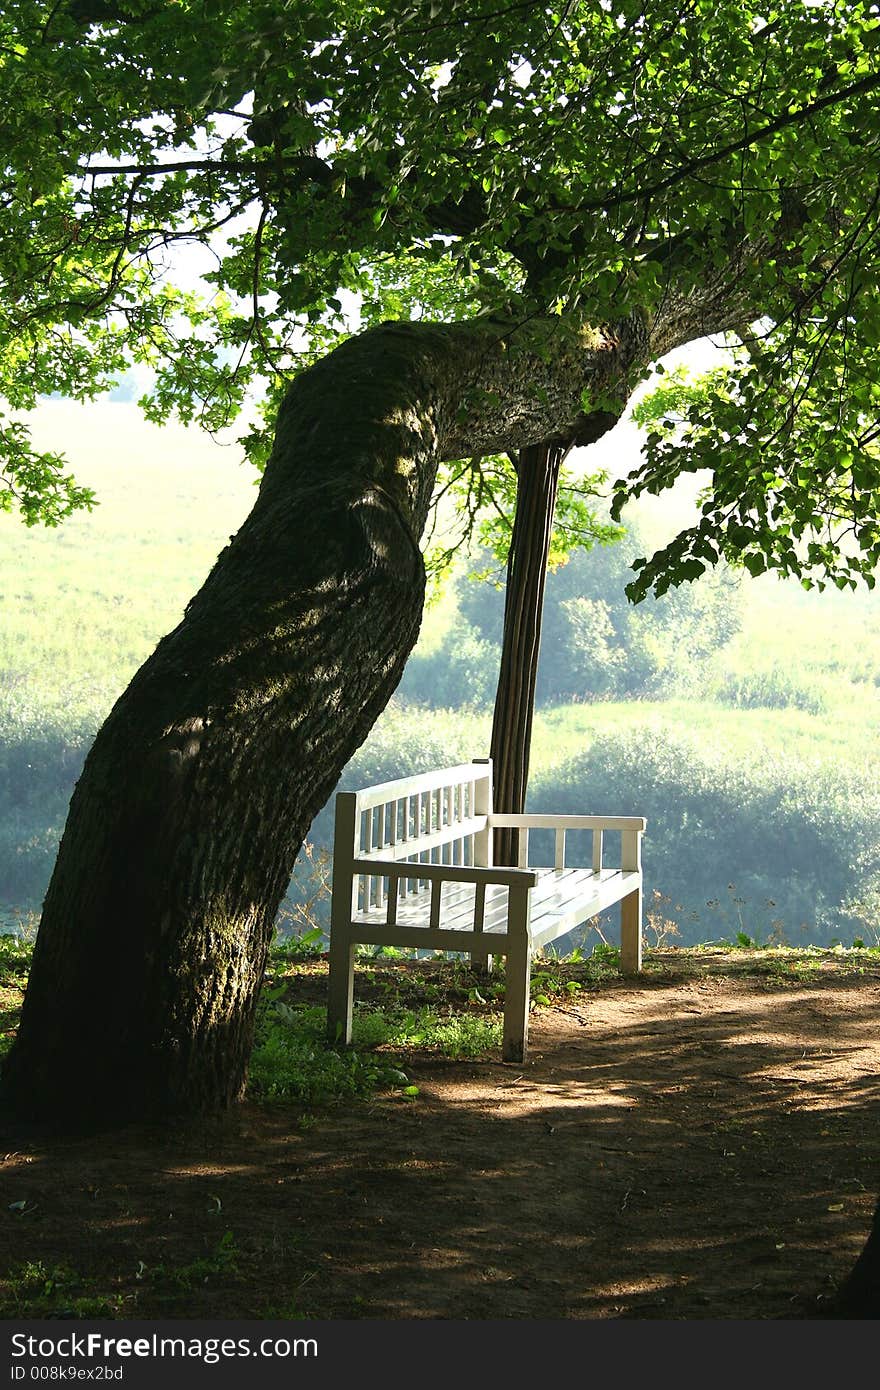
(488, 813, 646, 832)
(350, 858, 538, 889)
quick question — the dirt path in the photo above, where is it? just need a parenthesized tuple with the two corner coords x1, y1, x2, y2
(2, 951, 879, 1320)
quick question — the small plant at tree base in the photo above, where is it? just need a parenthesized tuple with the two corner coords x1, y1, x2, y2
(269, 926, 325, 964)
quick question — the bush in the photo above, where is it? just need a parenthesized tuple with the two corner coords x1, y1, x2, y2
(530, 730, 880, 945)
(397, 621, 497, 710)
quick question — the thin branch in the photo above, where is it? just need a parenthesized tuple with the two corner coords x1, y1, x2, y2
(565, 70, 880, 216)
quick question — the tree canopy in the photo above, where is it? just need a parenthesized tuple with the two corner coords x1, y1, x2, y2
(5, 1, 880, 1134)
(4, 0, 880, 591)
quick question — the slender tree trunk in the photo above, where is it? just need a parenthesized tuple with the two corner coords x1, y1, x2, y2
(489, 441, 563, 866)
(0, 304, 719, 1126)
(489, 408, 622, 865)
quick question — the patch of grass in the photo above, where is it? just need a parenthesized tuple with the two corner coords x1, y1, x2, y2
(529, 944, 624, 1001)
(2, 1261, 125, 1319)
(145, 1232, 240, 1294)
(0, 928, 32, 1057)
(248, 1001, 398, 1104)
(352, 1005, 503, 1057)
(0, 927, 35, 976)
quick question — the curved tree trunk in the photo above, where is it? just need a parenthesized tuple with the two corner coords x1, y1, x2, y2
(0, 305, 719, 1126)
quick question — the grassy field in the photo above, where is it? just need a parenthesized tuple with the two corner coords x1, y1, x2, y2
(1, 399, 879, 944)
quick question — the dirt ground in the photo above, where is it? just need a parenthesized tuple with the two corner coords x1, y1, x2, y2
(2, 949, 879, 1321)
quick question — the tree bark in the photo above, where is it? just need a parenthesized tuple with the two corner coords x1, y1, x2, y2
(0, 305, 731, 1126)
(489, 441, 563, 866)
(828, 1197, 880, 1318)
(489, 408, 622, 865)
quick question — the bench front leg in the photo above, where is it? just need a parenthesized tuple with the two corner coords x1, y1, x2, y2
(469, 880, 494, 975)
(327, 931, 356, 1044)
(502, 886, 532, 1063)
(620, 885, 642, 976)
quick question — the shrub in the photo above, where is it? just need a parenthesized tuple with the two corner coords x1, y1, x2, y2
(530, 730, 880, 945)
(398, 621, 498, 710)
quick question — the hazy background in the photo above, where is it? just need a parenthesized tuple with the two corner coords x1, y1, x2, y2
(2, 391, 878, 950)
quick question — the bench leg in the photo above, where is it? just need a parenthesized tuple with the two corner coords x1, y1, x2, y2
(620, 886, 643, 975)
(502, 919, 532, 1062)
(327, 931, 356, 1044)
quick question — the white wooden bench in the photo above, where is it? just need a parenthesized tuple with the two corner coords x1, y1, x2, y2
(327, 759, 645, 1063)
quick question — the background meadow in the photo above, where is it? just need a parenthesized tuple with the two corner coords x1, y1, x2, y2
(2, 399, 879, 948)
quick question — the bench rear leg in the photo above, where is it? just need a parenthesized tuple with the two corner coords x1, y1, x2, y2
(327, 933, 356, 1044)
(502, 887, 532, 1062)
(469, 947, 495, 975)
(620, 886, 642, 976)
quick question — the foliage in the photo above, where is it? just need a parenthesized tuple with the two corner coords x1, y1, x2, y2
(2, 1, 880, 596)
(422, 450, 623, 595)
(404, 523, 743, 707)
(2, 1262, 123, 1320)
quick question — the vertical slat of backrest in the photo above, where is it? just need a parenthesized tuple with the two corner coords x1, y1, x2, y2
(400, 800, 411, 895)
(405, 792, 416, 896)
(554, 827, 566, 870)
(405, 793, 413, 895)
(457, 779, 466, 864)
(375, 802, 385, 909)
(431, 789, 440, 874)
(472, 758, 493, 867)
(331, 792, 359, 926)
(400, 796, 409, 899)
(466, 776, 475, 865)
(365, 806, 375, 910)
(386, 875, 398, 926)
(592, 829, 603, 873)
(517, 829, 530, 869)
(621, 829, 641, 873)
(429, 879, 442, 929)
(474, 880, 486, 931)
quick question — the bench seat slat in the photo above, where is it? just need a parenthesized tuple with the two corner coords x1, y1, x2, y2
(351, 867, 638, 943)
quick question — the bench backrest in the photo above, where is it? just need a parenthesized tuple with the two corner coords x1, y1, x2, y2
(333, 760, 493, 913)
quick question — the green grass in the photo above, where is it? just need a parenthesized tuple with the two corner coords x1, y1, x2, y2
(2, 1261, 126, 1320)
(249, 995, 504, 1104)
(530, 696, 880, 770)
(368, 694, 880, 784)
(0, 406, 256, 690)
